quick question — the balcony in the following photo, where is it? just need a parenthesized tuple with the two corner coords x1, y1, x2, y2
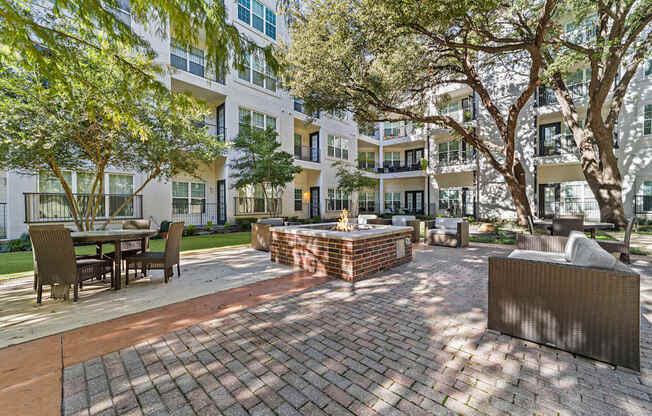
(537, 134, 578, 157)
(359, 127, 380, 140)
(358, 160, 377, 171)
(0, 202, 5, 239)
(172, 202, 218, 226)
(436, 152, 476, 167)
(24, 193, 143, 223)
(234, 197, 281, 216)
(294, 146, 320, 163)
(376, 163, 423, 174)
(293, 98, 319, 118)
(535, 83, 588, 107)
(198, 122, 226, 142)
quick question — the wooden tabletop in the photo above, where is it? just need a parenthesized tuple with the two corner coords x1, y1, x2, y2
(533, 221, 614, 230)
(70, 229, 158, 242)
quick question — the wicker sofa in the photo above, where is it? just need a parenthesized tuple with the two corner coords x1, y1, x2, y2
(251, 218, 285, 251)
(425, 218, 469, 247)
(488, 233, 640, 370)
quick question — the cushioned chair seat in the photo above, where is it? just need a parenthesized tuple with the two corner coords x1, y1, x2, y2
(428, 228, 457, 236)
(507, 249, 568, 264)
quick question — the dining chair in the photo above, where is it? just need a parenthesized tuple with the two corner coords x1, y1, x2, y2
(103, 219, 152, 277)
(124, 222, 184, 285)
(29, 226, 114, 303)
(597, 217, 636, 263)
(30, 224, 66, 291)
(552, 215, 584, 237)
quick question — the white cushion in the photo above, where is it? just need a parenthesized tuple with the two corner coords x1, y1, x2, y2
(428, 228, 457, 236)
(508, 250, 568, 264)
(392, 215, 416, 226)
(564, 231, 587, 262)
(571, 237, 617, 270)
(435, 217, 463, 230)
(357, 215, 377, 225)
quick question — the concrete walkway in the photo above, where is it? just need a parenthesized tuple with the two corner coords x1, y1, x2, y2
(0, 246, 294, 349)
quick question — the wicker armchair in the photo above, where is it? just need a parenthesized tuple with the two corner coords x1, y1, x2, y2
(29, 226, 114, 303)
(552, 215, 584, 236)
(489, 234, 640, 370)
(597, 217, 635, 263)
(124, 222, 183, 284)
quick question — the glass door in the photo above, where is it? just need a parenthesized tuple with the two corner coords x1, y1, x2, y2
(216, 104, 225, 141)
(310, 187, 320, 218)
(309, 132, 319, 162)
(217, 180, 226, 224)
(539, 123, 561, 156)
(539, 184, 560, 218)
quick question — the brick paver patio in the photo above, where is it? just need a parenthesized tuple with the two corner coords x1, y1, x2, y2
(63, 245, 652, 415)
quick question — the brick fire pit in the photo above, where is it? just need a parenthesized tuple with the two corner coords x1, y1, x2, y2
(270, 223, 413, 281)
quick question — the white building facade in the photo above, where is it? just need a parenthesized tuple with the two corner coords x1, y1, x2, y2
(1, 3, 652, 240)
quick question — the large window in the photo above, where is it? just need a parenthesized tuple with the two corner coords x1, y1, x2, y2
(439, 189, 461, 213)
(438, 141, 460, 164)
(238, 0, 276, 40)
(172, 181, 206, 215)
(108, 174, 134, 217)
(359, 191, 376, 213)
(170, 38, 218, 81)
(383, 151, 400, 168)
(327, 135, 349, 160)
(384, 192, 401, 212)
(384, 121, 403, 138)
(645, 104, 652, 136)
(358, 152, 376, 170)
(238, 47, 276, 91)
(327, 188, 350, 211)
(239, 107, 277, 135)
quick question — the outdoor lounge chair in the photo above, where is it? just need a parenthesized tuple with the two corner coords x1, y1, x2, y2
(596, 217, 636, 263)
(552, 215, 584, 236)
(488, 233, 640, 370)
(124, 222, 183, 284)
(29, 226, 114, 303)
(425, 217, 469, 247)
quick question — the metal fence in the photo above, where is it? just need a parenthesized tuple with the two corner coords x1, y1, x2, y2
(0, 203, 6, 239)
(325, 199, 353, 212)
(234, 197, 281, 216)
(294, 146, 320, 163)
(548, 199, 601, 220)
(376, 163, 422, 173)
(172, 202, 219, 226)
(24, 193, 143, 223)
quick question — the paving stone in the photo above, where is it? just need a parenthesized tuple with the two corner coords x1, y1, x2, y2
(278, 385, 309, 409)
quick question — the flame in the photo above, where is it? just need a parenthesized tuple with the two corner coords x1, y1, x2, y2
(334, 209, 355, 232)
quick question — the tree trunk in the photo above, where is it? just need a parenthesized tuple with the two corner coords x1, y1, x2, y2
(504, 163, 533, 226)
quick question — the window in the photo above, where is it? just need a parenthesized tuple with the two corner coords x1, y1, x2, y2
(327, 135, 348, 160)
(359, 191, 376, 213)
(565, 14, 596, 44)
(109, 174, 134, 217)
(239, 47, 276, 91)
(170, 38, 187, 71)
(189, 47, 205, 77)
(294, 188, 303, 211)
(384, 121, 403, 138)
(237, 0, 276, 40)
(239, 107, 277, 134)
(462, 96, 474, 121)
(439, 189, 461, 212)
(438, 140, 460, 164)
(358, 152, 376, 170)
(441, 101, 459, 115)
(559, 181, 598, 218)
(383, 151, 400, 168)
(327, 188, 349, 211)
(646, 59, 652, 77)
(645, 104, 652, 136)
(384, 192, 401, 212)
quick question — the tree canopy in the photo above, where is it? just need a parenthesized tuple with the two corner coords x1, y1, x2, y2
(0, 44, 225, 230)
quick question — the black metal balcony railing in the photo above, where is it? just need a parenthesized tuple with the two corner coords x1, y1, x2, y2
(294, 146, 320, 163)
(234, 197, 281, 216)
(172, 202, 218, 226)
(293, 99, 320, 118)
(359, 128, 380, 140)
(0, 202, 6, 239)
(436, 152, 477, 166)
(326, 199, 352, 212)
(635, 195, 652, 215)
(536, 83, 588, 107)
(538, 134, 578, 157)
(376, 163, 422, 173)
(383, 203, 424, 215)
(358, 161, 377, 171)
(24, 193, 143, 223)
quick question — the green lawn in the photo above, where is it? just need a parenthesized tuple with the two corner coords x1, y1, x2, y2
(0, 232, 251, 277)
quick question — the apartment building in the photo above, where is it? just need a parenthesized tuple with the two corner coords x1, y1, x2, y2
(2, 5, 651, 240)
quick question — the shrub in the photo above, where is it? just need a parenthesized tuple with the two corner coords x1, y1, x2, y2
(6, 233, 32, 252)
(235, 217, 259, 231)
(184, 225, 197, 236)
(206, 221, 213, 229)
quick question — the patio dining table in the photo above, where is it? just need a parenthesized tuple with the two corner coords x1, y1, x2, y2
(533, 220, 614, 238)
(71, 229, 158, 290)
